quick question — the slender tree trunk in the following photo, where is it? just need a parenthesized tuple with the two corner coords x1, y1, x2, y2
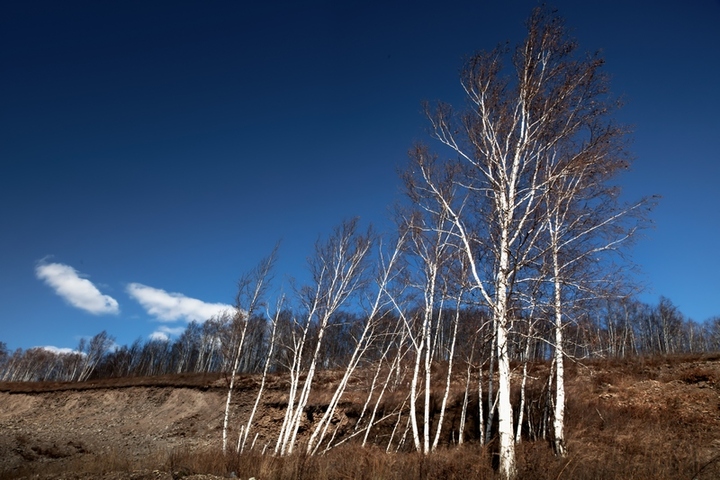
(458, 361, 472, 445)
(495, 223, 516, 478)
(432, 296, 462, 451)
(485, 331, 496, 442)
(423, 311, 432, 454)
(496, 318, 515, 479)
(409, 331, 425, 453)
(222, 318, 248, 453)
(387, 408, 404, 453)
(552, 247, 567, 456)
(363, 334, 407, 447)
(478, 362, 485, 445)
(239, 305, 280, 453)
(516, 329, 532, 444)
(275, 326, 306, 455)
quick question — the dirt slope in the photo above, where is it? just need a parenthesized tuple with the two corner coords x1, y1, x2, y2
(0, 384, 226, 476)
(2, 357, 720, 479)
(0, 371, 355, 479)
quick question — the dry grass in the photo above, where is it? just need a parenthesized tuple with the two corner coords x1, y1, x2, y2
(8, 436, 718, 480)
(3, 354, 720, 479)
(129, 444, 496, 480)
(0, 447, 167, 480)
(13, 438, 717, 480)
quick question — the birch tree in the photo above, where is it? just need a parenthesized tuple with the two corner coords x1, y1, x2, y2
(534, 40, 652, 454)
(275, 219, 372, 456)
(222, 249, 277, 453)
(400, 205, 456, 454)
(78, 331, 115, 382)
(237, 295, 283, 453)
(306, 232, 406, 454)
(407, 7, 649, 477)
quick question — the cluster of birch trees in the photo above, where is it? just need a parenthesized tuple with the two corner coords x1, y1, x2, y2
(0, 331, 114, 383)
(2, 296, 712, 383)
(0, 8, 684, 479)
(397, 7, 655, 475)
(212, 8, 655, 477)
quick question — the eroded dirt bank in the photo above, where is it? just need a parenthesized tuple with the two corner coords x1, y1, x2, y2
(0, 383, 228, 477)
(0, 371, 358, 479)
(3, 358, 720, 479)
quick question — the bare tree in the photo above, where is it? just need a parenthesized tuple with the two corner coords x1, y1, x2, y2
(275, 219, 372, 456)
(237, 295, 283, 453)
(398, 201, 458, 454)
(306, 232, 406, 454)
(533, 39, 653, 454)
(78, 331, 115, 382)
(222, 248, 277, 453)
(407, 7, 651, 476)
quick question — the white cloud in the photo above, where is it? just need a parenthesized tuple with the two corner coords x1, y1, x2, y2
(149, 331, 170, 341)
(149, 325, 186, 342)
(36, 262, 119, 315)
(38, 346, 82, 355)
(127, 283, 234, 323)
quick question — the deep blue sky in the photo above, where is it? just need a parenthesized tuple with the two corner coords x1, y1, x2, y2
(2, 1, 718, 351)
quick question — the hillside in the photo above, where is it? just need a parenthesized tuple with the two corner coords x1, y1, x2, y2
(1, 355, 720, 479)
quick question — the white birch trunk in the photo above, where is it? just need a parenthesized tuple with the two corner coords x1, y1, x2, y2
(495, 215, 516, 479)
(552, 246, 567, 457)
(496, 319, 516, 479)
(458, 361, 472, 445)
(362, 348, 403, 447)
(277, 220, 371, 456)
(516, 356, 527, 444)
(222, 318, 248, 453)
(431, 296, 462, 451)
(478, 362, 485, 445)
(275, 326, 305, 455)
(423, 310, 432, 454)
(308, 236, 405, 454)
(362, 328, 409, 449)
(516, 320, 533, 443)
(239, 303, 280, 453)
(408, 329, 425, 453)
(485, 330, 496, 442)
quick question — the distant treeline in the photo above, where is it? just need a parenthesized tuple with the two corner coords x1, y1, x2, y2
(2, 296, 717, 384)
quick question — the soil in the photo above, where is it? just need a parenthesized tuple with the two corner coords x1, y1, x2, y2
(0, 386, 199, 475)
(0, 371, 356, 479)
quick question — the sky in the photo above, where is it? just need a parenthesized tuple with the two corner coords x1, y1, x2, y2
(1, 0, 718, 352)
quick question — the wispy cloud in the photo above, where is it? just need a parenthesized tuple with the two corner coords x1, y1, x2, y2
(36, 262, 119, 315)
(149, 325, 187, 342)
(127, 283, 234, 323)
